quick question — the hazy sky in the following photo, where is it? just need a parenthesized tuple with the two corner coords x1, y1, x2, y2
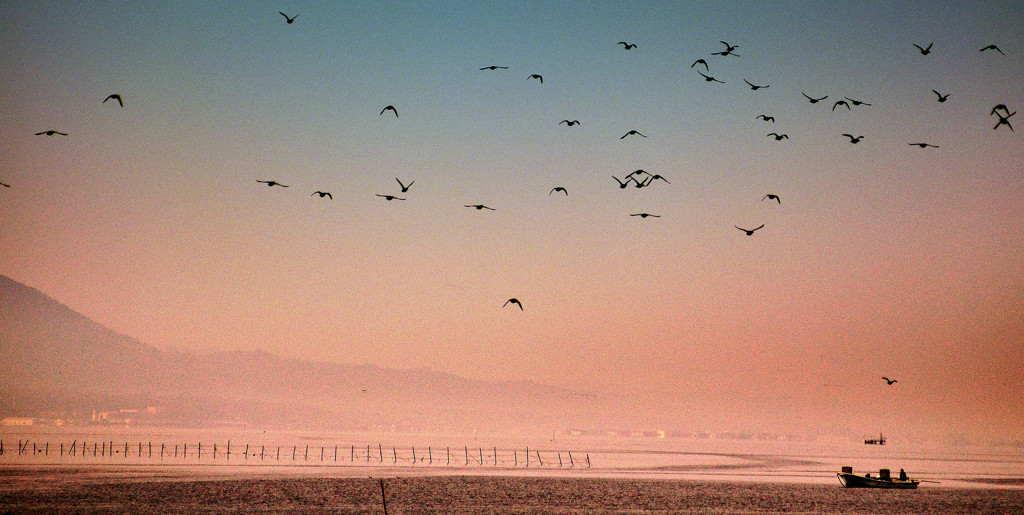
(2, 1, 1023, 439)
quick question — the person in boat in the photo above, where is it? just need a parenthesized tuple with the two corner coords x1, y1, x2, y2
(899, 469, 908, 481)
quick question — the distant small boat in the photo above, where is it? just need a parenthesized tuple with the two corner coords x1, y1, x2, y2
(864, 432, 886, 445)
(837, 467, 919, 489)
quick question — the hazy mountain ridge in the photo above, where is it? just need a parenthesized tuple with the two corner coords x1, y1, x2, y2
(0, 274, 609, 431)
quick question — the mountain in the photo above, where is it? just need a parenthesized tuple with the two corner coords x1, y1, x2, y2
(0, 274, 610, 432)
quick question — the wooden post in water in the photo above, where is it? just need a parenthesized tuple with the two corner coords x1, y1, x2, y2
(160, 443, 165, 458)
(304, 445, 308, 461)
(464, 446, 468, 465)
(367, 445, 370, 463)
(378, 443, 383, 462)
(393, 447, 397, 464)
(198, 442, 202, 459)
(536, 450, 542, 466)
(138, 441, 142, 458)
(244, 444, 250, 460)
(321, 446, 324, 461)
(101, 441, 106, 457)
(213, 443, 217, 460)
(429, 446, 432, 464)
(226, 441, 230, 461)
(261, 445, 265, 460)
(277, 446, 280, 460)
(526, 447, 529, 467)
(45, 442, 49, 456)
(292, 446, 296, 461)
(514, 450, 517, 466)
(335, 445, 338, 462)
(479, 448, 483, 466)
(558, 452, 562, 467)
(61, 442, 64, 456)
(351, 445, 355, 462)
(586, 454, 591, 468)
(149, 441, 152, 457)
(446, 447, 450, 465)
(412, 446, 416, 464)
(379, 479, 388, 515)
(493, 447, 497, 466)
(568, 451, 574, 467)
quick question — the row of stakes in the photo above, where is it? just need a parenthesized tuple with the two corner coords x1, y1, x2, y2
(1, 439, 590, 468)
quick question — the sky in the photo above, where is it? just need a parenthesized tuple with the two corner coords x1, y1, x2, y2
(2, 1, 1023, 441)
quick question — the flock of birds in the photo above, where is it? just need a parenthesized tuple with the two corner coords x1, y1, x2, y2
(12, 12, 1018, 316)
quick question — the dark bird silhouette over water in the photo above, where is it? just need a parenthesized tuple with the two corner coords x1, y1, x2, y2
(464, 204, 495, 210)
(763, 194, 781, 203)
(767, 132, 789, 140)
(994, 111, 1015, 132)
(559, 119, 580, 126)
(756, 115, 775, 123)
(803, 92, 828, 104)
(883, 377, 898, 385)
(279, 11, 298, 24)
(380, 105, 398, 117)
(697, 71, 724, 83)
(630, 213, 660, 218)
(842, 134, 864, 143)
(549, 187, 568, 195)
(744, 79, 769, 90)
(735, 224, 764, 235)
(311, 191, 332, 199)
(103, 94, 123, 107)
(621, 130, 646, 139)
(845, 97, 871, 106)
(833, 100, 851, 111)
(913, 42, 933, 55)
(909, 142, 939, 148)
(395, 178, 414, 192)
(933, 90, 949, 102)
(979, 44, 1004, 55)
(376, 194, 406, 201)
(503, 298, 523, 310)
(527, 74, 543, 83)
(35, 130, 68, 136)
(479, 65, 509, 70)
(256, 180, 288, 187)
(617, 41, 637, 50)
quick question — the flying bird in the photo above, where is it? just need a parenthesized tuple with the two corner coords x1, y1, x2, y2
(913, 42, 933, 55)
(991, 104, 1011, 116)
(933, 90, 949, 102)
(621, 130, 646, 139)
(479, 65, 509, 70)
(719, 41, 739, 53)
(767, 132, 789, 140)
(632, 175, 653, 188)
(882, 377, 898, 385)
(464, 204, 495, 210)
(842, 134, 864, 143)
(549, 187, 568, 196)
(763, 194, 781, 203)
(35, 130, 67, 136)
(979, 44, 1004, 54)
(256, 180, 288, 187)
(380, 105, 398, 117)
(735, 224, 765, 235)
(527, 74, 543, 83)
(803, 92, 828, 103)
(649, 174, 670, 184)
(697, 71, 724, 83)
(691, 59, 709, 71)
(503, 298, 523, 310)
(833, 100, 851, 111)
(908, 142, 939, 148)
(994, 111, 1016, 132)
(279, 11, 298, 23)
(103, 94, 123, 107)
(311, 191, 332, 199)
(630, 213, 660, 218)
(376, 194, 406, 201)
(617, 41, 637, 50)
(612, 176, 632, 189)
(395, 178, 414, 192)
(559, 119, 580, 126)
(845, 97, 871, 106)
(744, 79, 769, 90)
(756, 115, 775, 123)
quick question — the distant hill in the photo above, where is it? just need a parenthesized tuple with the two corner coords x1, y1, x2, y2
(0, 274, 610, 432)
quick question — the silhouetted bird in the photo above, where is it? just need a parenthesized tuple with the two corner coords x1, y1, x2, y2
(256, 180, 288, 187)
(649, 174, 670, 184)
(479, 65, 509, 70)
(311, 191, 332, 199)
(691, 59, 709, 71)
(464, 204, 495, 210)
(395, 178, 414, 192)
(994, 111, 1016, 132)
(913, 42, 933, 55)
(744, 79, 769, 90)
(632, 176, 653, 188)
(626, 169, 648, 179)
(550, 187, 568, 195)
(909, 142, 939, 148)
(630, 213, 660, 218)
(103, 94, 123, 107)
(735, 224, 764, 235)
(380, 105, 398, 117)
(979, 44, 1004, 54)
(763, 194, 781, 203)
(612, 176, 631, 189)
(833, 100, 851, 111)
(35, 130, 67, 136)
(503, 298, 523, 310)
(719, 41, 738, 53)
(376, 194, 406, 201)
(933, 90, 949, 102)
(279, 11, 298, 23)
(803, 92, 828, 103)
(621, 130, 646, 139)
(697, 71, 724, 83)
(845, 97, 871, 106)
(527, 74, 543, 83)
(756, 115, 775, 123)
(617, 41, 637, 50)
(882, 377, 898, 385)
(559, 119, 580, 126)
(991, 104, 1010, 116)
(842, 134, 864, 143)
(767, 132, 789, 140)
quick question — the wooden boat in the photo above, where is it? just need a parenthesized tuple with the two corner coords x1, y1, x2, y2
(837, 467, 919, 489)
(864, 432, 886, 445)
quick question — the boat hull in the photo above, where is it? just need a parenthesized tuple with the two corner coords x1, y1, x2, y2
(838, 472, 919, 489)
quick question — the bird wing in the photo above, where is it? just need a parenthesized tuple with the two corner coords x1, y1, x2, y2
(754, 224, 765, 230)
